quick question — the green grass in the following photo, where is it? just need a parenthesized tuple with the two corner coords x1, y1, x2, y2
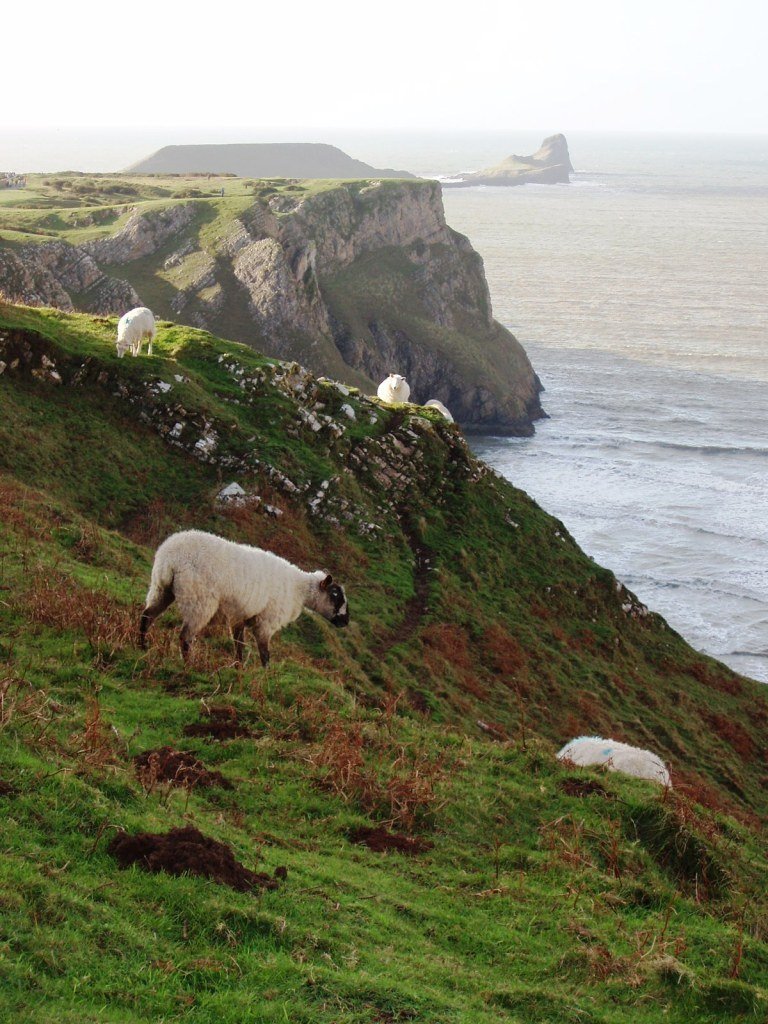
(0, 303, 766, 1022)
(0, 175, 367, 247)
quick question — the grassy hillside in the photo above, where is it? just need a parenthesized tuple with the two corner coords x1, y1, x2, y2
(0, 303, 766, 1023)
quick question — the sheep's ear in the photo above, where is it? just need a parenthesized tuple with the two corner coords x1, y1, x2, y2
(319, 574, 333, 590)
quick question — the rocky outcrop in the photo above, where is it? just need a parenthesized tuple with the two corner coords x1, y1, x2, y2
(285, 181, 449, 267)
(0, 180, 544, 433)
(0, 243, 138, 314)
(231, 237, 332, 347)
(82, 203, 197, 264)
(444, 133, 573, 188)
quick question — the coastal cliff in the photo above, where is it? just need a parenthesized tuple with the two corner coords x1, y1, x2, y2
(0, 177, 543, 433)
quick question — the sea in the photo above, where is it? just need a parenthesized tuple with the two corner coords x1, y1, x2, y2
(2, 128, 767, 681)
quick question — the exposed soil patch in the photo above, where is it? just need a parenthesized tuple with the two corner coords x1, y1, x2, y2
(559, 777, 612, 799)
(108, 825, 286, 893)
(349, 826, 434, 855)
(0, 779, 17, 798)
(133, 746, 233, 790)
(182, 705, 257, 741)
(407, 689, 430, 714)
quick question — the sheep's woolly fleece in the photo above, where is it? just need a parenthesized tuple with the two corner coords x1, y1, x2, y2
(377, 374, 410, 404)
(424, 399, 454, 422)
(116, 306, 156, 358)
(557, 736, 671, 787)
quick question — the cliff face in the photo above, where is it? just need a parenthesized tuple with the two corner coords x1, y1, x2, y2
(0, 243, 139, 314)
(0, 180, 543, 433)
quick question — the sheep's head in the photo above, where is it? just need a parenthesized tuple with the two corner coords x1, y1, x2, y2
(313, 573, 349, 628)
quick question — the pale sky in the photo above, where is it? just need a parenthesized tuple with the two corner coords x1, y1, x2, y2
(5, 0, 767, 133)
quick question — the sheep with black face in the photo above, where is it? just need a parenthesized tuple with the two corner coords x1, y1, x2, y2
(139, 530, 349, 665)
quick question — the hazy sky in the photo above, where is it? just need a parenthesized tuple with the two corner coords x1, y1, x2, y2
(5, 0, 767, 133)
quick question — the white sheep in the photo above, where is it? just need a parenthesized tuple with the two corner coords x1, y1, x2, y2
(557, 736, 672, 787)
(377, 373, 411, 404)
(116, 307, 156, 358)
(138, 529, 349, 665)
(424, 399, 454, 422)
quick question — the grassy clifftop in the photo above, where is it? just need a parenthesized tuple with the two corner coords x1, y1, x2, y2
(0, 174, 543, 432)
(0, 303, 766, 1023)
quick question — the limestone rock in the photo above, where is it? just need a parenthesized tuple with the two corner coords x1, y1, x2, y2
(446, 133, 573, 188)
(83, 204, 197, 265)
(0, 243, 139, 314)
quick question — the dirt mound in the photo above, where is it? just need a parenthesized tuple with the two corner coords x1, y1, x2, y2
(182, 705, 256, 741)
(133, 747, 233, 790)
(559, 777, 612, 799)
(349, 826, 434, 855)
(108, 825, 286, 892)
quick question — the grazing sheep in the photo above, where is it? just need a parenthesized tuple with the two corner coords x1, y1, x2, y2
(424, 399, 454, 422)
(138, 529, 349, 665)
(377, 373, 410, 404)
(557, 736, 671, 787)
(116, 307, 156, 358)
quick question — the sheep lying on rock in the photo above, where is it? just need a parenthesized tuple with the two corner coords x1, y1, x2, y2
(139, 529, 349, 665)
(116, 307, 156, 358)
(377, 373, 410, 404)
(557, 736, 671, 787)
(424, 399, 454, 422)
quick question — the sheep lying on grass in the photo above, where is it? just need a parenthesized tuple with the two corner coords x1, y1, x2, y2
(116, 307, 156, 358)
(424, 399, 454, 422)
(377, 373, 410, 404)
(139, 530, 349, 665)
(557, 736, 672, 787)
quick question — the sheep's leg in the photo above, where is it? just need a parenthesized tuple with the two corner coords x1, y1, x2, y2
(240, 614, 270, 671)
(138, 586, 175, 649)
(176, 595, 219, 665)
(245, 618, 270, 668)
(257, 639, 270, 668)
(180, 624, 196, 663)
(147, 333, 153, 357)
(232, 621, 247, 665)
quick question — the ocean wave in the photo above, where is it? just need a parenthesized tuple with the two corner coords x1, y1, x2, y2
(650, 440, 768, 457)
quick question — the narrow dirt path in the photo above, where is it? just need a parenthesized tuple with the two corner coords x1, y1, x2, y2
(371, 519, 434, 657)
